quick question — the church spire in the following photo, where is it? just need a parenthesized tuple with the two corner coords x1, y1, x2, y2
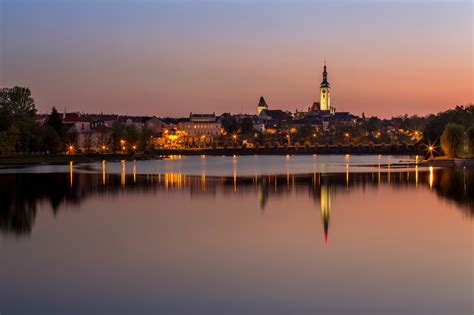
(319, 61, 331, 111)
(256, 96, 269, 114)
(321, 61, 329, 86)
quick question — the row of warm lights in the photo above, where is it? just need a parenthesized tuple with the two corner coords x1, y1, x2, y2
(66, 141, 137, 154)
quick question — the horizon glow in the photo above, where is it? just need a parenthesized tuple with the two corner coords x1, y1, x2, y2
(1, 0, 472, 118)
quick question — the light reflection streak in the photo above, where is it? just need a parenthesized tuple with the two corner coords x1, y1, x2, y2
(102, 160, 106, 185)
(429, 166, 434, 190)
(377, 155, 381, 185)
(201, 155, 206, 192)
(233, 156, 237, 192)
(415, 165, 419, 188)
(133, 160, 136, 184)
(121, 160, 126, 187)
(387, 156, 391, 184)
(69, 161, 73, 188)
(320, 184, 331, 246)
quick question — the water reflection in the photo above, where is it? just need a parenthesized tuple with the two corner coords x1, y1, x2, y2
(320, 183, 331, 246)
(0, 168, 472, 238)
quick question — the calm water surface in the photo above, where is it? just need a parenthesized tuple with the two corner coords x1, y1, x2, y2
(0, 156, 472, 315)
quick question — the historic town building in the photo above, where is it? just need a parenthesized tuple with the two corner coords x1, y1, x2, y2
(177, 113, 222, 146)
(319, 62, 332, 112)
(309, 62, 336, 114)
(256, 96, 268, 114)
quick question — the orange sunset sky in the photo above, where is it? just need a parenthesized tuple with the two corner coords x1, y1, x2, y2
(1, 0, 472, 118)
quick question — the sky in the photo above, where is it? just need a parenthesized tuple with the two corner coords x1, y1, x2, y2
(0, 0, 472, 118)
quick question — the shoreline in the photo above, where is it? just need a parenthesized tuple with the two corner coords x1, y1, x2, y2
(0, 149, 420, 165)
(1, 151, 472, 168)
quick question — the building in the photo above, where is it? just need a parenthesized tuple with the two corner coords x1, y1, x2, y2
(117, 116, 150, 130)
(256, 96, 268, 114)
(258, 109, 291, 122)
(146, 117, 171, 135)
(63, 113, 91, 133)
(76, 125, 113, 153)
(319, 62, 333, 113)
(177, 113, 222, 146)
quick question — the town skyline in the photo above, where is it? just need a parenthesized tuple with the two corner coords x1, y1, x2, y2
(2, 0, 472, 118)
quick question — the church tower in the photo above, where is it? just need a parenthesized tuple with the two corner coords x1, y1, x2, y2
(257, 96, 268, 114)
(319, 62, 331, 111)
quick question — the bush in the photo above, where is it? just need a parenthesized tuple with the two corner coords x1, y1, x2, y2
(440, 123, 464, 158)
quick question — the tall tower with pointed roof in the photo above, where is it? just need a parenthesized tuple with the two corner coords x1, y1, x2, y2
(257, 96, 268, 114)
(320, 62, 331, 111)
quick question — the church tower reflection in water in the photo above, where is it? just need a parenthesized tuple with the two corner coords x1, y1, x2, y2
(320, 184, 331, 246)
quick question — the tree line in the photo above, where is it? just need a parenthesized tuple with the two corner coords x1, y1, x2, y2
(0, 86, 74, 154)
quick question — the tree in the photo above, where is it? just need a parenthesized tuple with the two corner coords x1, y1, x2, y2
(125, 124, 140, 145)
(240, 117, 254, 135)
(440, 123, 464, 158)
(47, 107, 63, 134)
(220, 116, 239, 134)
(424, 105, 474, 143)
(0, 87, 35, 127)
(0, 87, 38, 153)
(297, 124, 313, 139)
(111, 121, 125, 150)
(40, 125, 61, 153)
(466, 126, 474, 156)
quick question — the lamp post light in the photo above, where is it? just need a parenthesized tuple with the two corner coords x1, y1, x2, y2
(428, 145, 434, 159)
(286, 134, 290, 146)
(120, 139, 126, 153)
(67, 145, 74, 155)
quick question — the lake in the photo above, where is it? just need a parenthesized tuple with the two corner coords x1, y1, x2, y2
(0, 155, 472, 315)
